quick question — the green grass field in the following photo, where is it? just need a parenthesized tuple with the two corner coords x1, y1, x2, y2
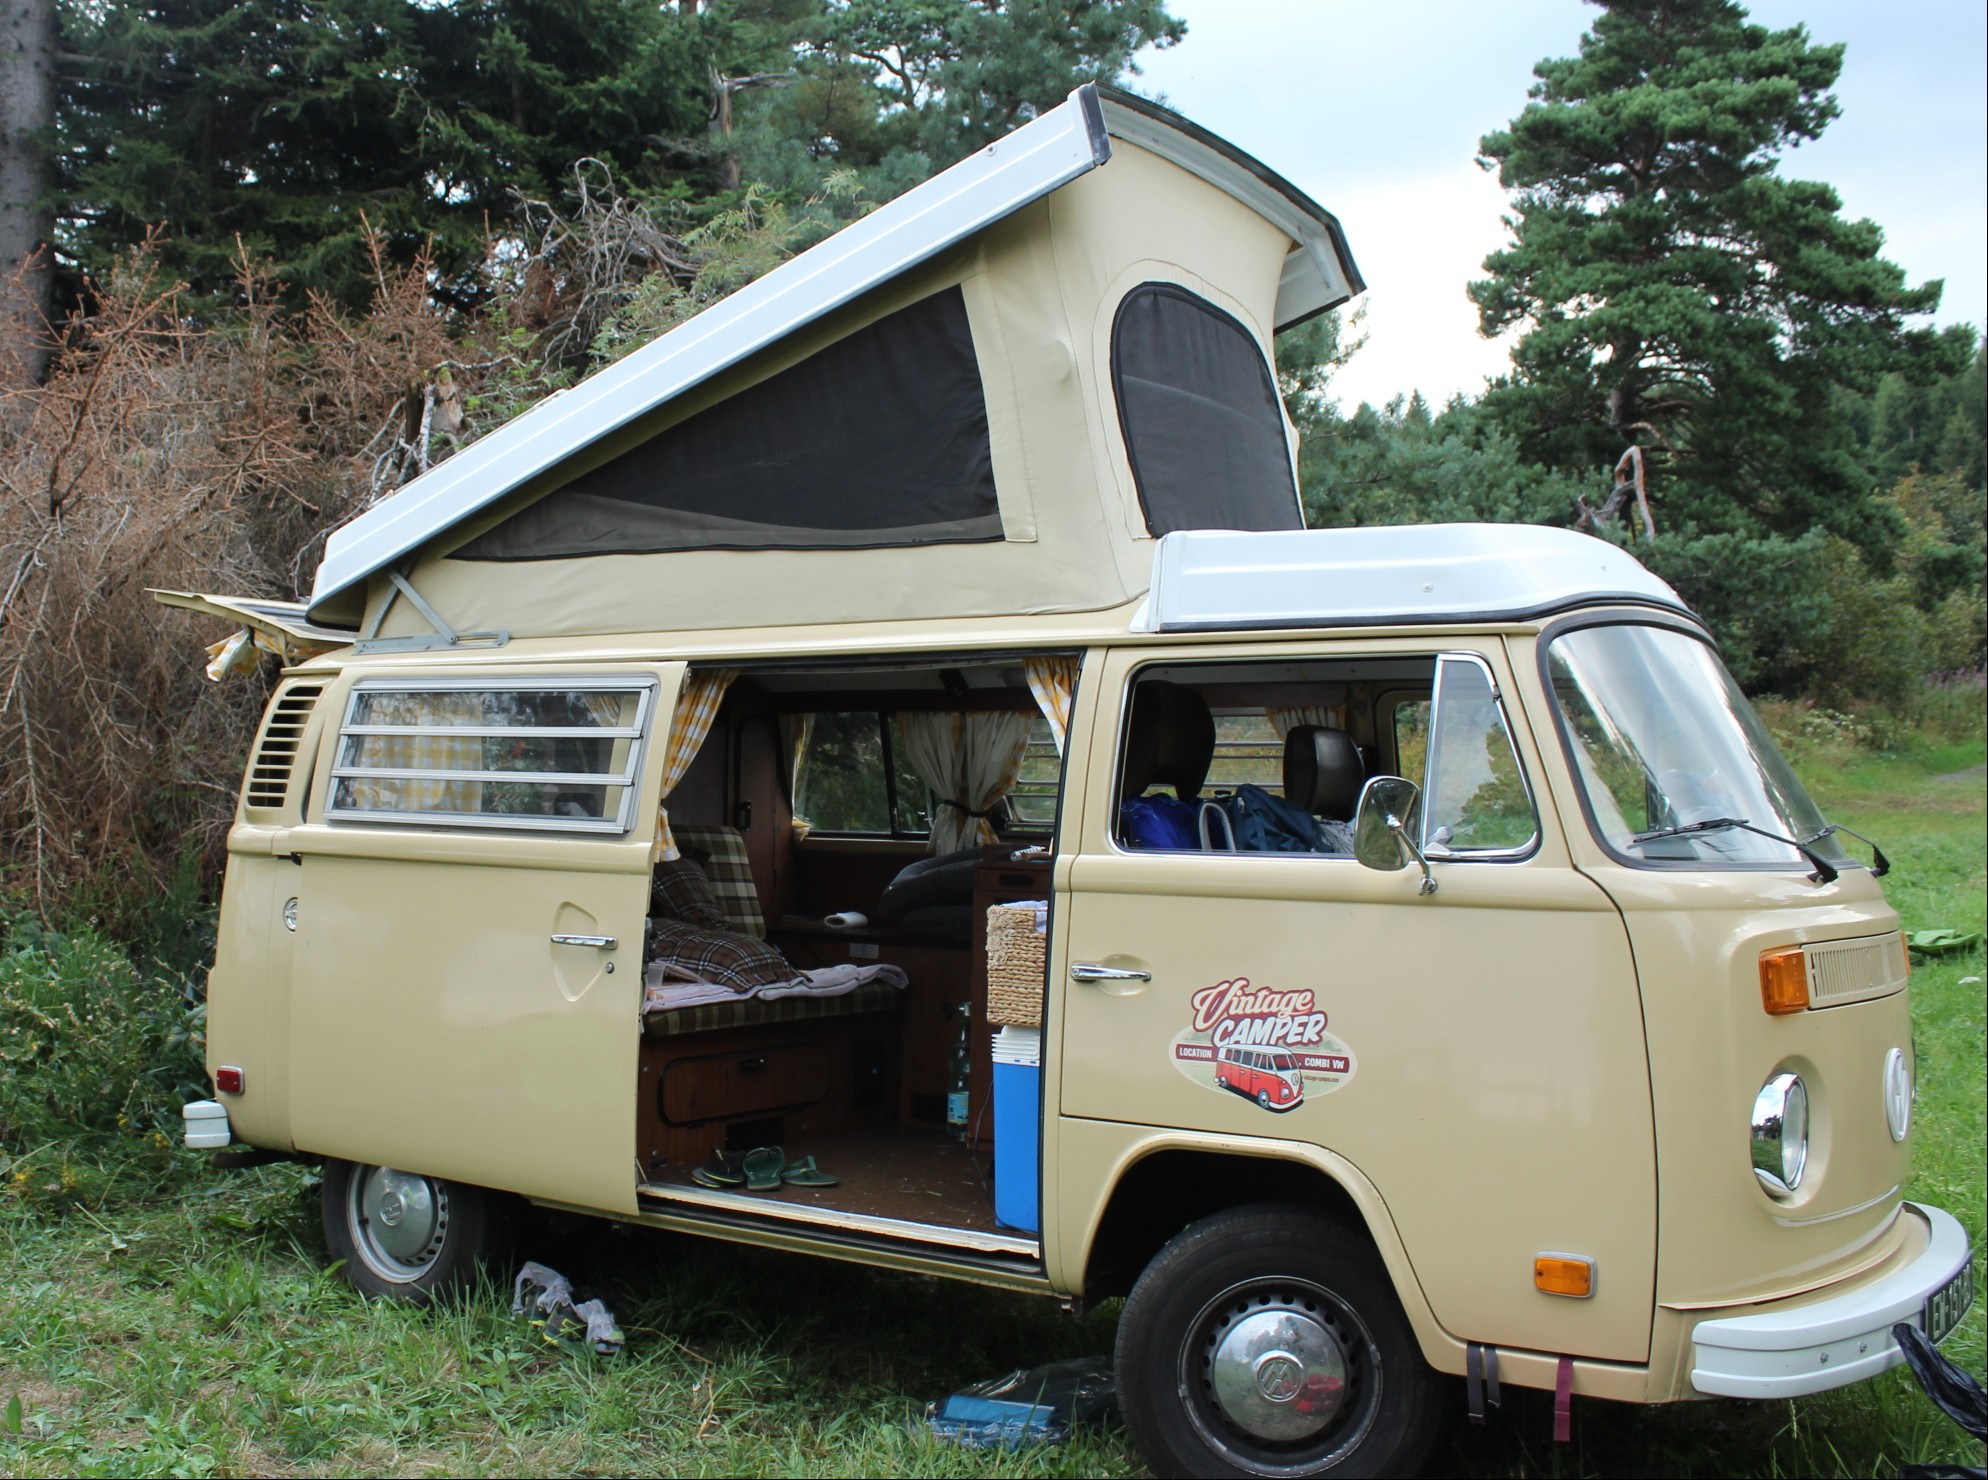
(2, 735, 1982, 1478)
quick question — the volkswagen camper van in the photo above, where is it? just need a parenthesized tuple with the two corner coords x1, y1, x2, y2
(174, 86, 1973, 1479)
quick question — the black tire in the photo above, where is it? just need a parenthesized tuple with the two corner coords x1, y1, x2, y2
(1116, 1204, 1445, 1478)
(321, 1158, 495, 1304)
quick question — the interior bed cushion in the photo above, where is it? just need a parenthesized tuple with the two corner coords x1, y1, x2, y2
(642, 981, 905, 1039)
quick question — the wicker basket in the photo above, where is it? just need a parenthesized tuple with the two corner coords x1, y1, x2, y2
(985, 903, 1047, 1027)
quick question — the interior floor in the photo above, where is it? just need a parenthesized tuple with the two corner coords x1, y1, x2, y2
(637, 1125, 1033, 1254)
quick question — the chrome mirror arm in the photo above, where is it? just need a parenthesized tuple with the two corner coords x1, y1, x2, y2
(1387, 814, 1438, 896)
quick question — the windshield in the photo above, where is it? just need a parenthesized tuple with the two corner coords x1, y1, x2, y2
(1545, 624, 1851, 870)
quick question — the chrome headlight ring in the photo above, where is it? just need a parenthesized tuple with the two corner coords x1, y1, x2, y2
(1751, 1070, 1809, 1198)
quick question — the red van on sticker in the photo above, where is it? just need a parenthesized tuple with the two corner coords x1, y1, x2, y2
(1214, 1045, 1304, 1111)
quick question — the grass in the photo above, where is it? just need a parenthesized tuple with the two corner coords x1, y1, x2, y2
(2, 735, 1981, 1478)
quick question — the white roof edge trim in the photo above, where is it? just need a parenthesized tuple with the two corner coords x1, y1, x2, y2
(1132, 525, 1691, 633)
(309, 85, 1114, 614)
(151, 589, 358, 646)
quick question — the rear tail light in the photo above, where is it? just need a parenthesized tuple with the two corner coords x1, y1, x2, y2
(1759, 948, 1808, 1015)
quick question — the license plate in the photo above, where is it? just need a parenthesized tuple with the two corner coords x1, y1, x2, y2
(1923, 1260, 1976, 1344)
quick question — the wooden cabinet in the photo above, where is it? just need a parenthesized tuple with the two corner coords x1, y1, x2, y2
(661, 1041, 829, 1125)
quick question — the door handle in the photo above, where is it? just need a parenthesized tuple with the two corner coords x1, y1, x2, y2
(550, 934, 617, 949)
(1070, 962, 1151, 983)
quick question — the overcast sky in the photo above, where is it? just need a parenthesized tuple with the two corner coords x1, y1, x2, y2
(1133, 0, 1988, 411)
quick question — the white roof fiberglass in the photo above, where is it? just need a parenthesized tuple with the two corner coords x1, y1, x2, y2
(308, 85, 1362, 627)
(1132, 526, 1691, 633)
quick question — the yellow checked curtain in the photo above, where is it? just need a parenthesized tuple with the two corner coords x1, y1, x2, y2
(653, 669, 739, 862)
(1024, 655, 1080, 756)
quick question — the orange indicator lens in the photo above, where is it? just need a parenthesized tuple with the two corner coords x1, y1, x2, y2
(1534, 1255, 1594, 1298)
(1759, 948, 1809, 1015)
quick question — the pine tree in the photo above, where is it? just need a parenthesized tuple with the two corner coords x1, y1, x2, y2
(54, 0, 717, 310)
(1470, 0, 1966, 549)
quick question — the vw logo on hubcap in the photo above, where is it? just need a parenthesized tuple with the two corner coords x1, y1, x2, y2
(1254, 1350, 1306, 1403)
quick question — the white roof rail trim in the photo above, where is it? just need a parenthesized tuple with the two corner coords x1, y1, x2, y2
(310, 85, 1114, 614)
(1132, 525, 1690, 633)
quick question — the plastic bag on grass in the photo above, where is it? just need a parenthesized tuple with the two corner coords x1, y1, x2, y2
(926, 1357, 1117, 1448)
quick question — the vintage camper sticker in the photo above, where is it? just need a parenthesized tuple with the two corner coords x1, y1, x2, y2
(1170, 977, 1356, 1112)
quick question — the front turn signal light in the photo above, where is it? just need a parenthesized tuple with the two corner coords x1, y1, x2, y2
(1759, 948, 1808, 1015)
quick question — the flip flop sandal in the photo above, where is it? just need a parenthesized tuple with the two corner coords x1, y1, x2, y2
(691, 1150, 748, 1189)
(742, 1144, 787, 1192)
(782, 1156, 839, 1188)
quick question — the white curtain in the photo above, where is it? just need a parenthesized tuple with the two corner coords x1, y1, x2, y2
(898, 711, 1033, 855)
(1266, 703, 1348, 739)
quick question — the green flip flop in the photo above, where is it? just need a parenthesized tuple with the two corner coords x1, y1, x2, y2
(782, 1156, 839, 1188)
(690, 1150, 748, 1189)
(742, 1145, 787, 1192)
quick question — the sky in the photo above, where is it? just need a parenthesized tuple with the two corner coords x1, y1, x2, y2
(1133, 0, 1988, 412)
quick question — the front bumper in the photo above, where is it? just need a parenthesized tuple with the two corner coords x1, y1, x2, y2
(1691, 1202, 1973, 1399)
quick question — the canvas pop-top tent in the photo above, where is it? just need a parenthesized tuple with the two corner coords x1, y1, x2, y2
(170, 85, 1365, 656)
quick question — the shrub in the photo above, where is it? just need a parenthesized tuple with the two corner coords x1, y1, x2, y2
(0, 906, 207, 1209)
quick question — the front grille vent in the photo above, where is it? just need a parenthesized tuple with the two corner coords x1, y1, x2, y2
(1806, 934, 1908, 1008)
(245, 683, 323, 811)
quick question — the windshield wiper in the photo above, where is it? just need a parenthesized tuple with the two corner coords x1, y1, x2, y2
(1629, 817, 1840, 885)
(1803, 823, 1890, 878)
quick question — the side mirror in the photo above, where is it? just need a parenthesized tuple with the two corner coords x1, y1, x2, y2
(1353, 776, 1438, 896)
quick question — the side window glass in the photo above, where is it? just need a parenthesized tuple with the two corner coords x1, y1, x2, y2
(1006, 715, 1061, 828)
(793, 712, 895, 834)
(328, 679, 651, 833)
(1391, 698, 1430, 789)
(1423, 656, 1538, 856)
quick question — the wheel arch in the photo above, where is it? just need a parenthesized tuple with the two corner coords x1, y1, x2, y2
(1068, 1132, 1456, 1370)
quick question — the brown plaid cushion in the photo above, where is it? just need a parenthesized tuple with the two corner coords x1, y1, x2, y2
(672, 823, 765, 938)
(650, 857, 728, 930)
(648, 918, 798, 992)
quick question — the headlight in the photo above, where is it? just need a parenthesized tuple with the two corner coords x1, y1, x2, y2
(1751, 1071, 1809, 1197)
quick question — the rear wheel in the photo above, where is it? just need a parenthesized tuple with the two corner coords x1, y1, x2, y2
(321, 1159, 494, 1303)
(1116, 1204, 1444, 1477)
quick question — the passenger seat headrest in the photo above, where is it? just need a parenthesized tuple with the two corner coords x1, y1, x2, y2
(1284, 726, 1365, 821)
(1121, 680, 1215, 800)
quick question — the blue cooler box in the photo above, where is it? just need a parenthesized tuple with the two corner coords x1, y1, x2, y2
(991, 1026, 1042, 1233)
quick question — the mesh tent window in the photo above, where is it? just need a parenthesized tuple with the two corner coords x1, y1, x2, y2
(1111, 282, 1302, 537)
(457, 287, 1000, 560)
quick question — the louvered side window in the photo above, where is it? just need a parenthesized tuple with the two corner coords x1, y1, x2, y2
(245, 682, 324, 815)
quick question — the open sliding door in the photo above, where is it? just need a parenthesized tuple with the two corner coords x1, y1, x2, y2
(286, 662, 684, 1215)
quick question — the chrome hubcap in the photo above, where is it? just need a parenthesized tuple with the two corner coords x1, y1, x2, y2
(1186, 1278, 1378, 1464)
(349, 1166, 447, 1280)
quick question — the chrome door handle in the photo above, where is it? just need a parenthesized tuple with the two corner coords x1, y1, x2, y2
(1070, 962, 1151, 983)
(550, 934, 617, 949)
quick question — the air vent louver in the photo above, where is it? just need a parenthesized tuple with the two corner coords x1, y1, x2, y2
(246, 683, 323, 811)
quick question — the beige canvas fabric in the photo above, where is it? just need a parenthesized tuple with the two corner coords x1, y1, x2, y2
(353, 142, 1299, 644)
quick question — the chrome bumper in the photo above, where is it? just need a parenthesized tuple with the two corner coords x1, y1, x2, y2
(1691, 1202, 1973, 1399)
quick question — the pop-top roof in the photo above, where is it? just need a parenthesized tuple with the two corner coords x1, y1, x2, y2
(1132, 526, 1690, 632)
(307, 84, 1361, 621)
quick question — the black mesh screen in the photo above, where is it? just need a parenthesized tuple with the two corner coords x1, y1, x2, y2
(1112, 283, 1302, 537)
(457, 287, 1001, 559)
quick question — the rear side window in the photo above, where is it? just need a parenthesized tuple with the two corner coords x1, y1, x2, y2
(327, 678, 655, 834)
(1111, 283, 1302, 536)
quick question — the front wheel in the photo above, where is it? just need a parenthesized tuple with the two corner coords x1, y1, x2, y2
(321, 1159, 495, 1303)
(1116, 1204, 1445, 1477)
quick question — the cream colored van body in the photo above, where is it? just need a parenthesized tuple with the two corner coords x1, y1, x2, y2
(189, 86, 1969, 1479)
